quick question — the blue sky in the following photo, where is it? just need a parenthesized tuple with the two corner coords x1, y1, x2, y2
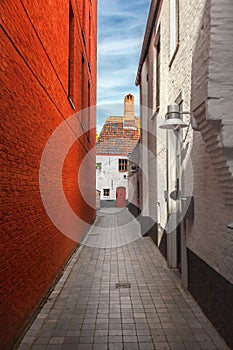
(97, 0, 151, 133)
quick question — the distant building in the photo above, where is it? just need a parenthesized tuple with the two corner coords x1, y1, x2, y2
(96, 94, 140, 207)
(0, 1, 97, 349)
(127, 141, 142, 217)
(132, 0, 233, 348)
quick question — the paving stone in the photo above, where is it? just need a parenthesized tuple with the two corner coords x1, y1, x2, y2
(183, 341, 202, 349)
(63, 336, 79, 344)
(76, 345, 92, 350)
(124, 344, 139, 350)
(80, 330, 94, 337)
(169, 341, 186, 349)
(153, 342, 170, 349)
(93, 336, 108, 343)
(109, 330, 123, 336)
(49, 337, 65, 344)
(123, 335, 138, 342)
(66, 331, 80, 337)
(17, 345, 30, 350)
(61, 343, 77, 350)
(198, 341, 217, 349)
(78, 336, 94, 344)
(95, 330, 108, 336)
(139, 343, 155, 350)
(138, 335, 153, 343)
(30, 345, 45, 350)
(33, 337, 50, 345)
(123, 329, 137, 336)
(21, 336, 36, 344)
(16, 209, 230, 350)
(108, 343, 124, 350)
(93, 344, 108, 350)
(108, 335, 123, 343)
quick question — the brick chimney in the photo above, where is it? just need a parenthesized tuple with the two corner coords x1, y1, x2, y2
(124, 94, 134, 120)
(123, 94, 136, 129)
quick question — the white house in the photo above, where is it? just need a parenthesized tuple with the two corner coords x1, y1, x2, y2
(96, 94, 140, 207)
(132, 0, 233, 347)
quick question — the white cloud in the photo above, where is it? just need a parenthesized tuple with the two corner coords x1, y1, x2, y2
(97, 0, 151, 130)
(98, 38, 141, 57)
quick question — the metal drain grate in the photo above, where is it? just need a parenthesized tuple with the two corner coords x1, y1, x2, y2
(115, 282, 131, 289)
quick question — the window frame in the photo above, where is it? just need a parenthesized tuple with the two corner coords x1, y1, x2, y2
(103, 188, 110, 197)
(68, 3, 75, 109)
(118, 159, 128, 172)
(154, 29, 161, 110)
(169, 0, 179, 67)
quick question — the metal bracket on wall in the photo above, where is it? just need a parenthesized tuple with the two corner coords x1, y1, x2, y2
(227, 222, 233, 230)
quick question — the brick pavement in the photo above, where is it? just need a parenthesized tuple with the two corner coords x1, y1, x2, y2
(17, 208, 230, 350)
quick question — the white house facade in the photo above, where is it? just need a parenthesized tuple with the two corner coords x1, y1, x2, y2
(96, 155, 129, 202)
(96, 94, 140, 207)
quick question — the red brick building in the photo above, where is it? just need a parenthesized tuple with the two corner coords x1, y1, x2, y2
(0, 1, 97, 348)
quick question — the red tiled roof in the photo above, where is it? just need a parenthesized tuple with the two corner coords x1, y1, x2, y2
(96, 116, 140, 155)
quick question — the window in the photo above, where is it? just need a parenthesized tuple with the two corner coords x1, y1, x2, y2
(156, 36, 160, 109)
(170, 0, 179, 60)
(87, 81, 91, 141)
(175, 92, 183, 136)
(103, 189, 110, 197)
(89, 11, 92, 61)
(96, 163, 102, 170)
(68, 4, 75, 108)
(81, 54, 86, 128)
(137, 181, 140, 202)
(119, 159, 128, 172)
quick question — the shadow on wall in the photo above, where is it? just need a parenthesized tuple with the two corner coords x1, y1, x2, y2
(190, 1, 233, 348)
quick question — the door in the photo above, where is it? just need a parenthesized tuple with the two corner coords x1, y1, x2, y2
(116, 187, 126, 207)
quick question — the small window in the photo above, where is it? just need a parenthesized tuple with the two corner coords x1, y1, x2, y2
(156, 37, 160, 109)
(96, 163, 102, 170)
(87, 81, 91, 141)
(119, 159, 128, 172)
(103, 189, 110, 197)
(137, 181, 140, 202)
(68, 4, 75, 108)
(170, 0, 179, 60)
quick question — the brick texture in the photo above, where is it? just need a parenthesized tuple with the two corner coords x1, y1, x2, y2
(0, 1, 97, 349)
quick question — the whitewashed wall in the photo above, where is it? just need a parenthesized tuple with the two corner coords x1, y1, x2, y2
(139, 0, 233, 282)
(96, 155, 128, 200)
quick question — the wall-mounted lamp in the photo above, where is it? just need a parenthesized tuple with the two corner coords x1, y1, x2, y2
(159, 103, 191, 130)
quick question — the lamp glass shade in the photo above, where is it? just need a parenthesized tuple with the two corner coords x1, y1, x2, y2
(159, 118, 188, 129)
(159, 103, 188, 129)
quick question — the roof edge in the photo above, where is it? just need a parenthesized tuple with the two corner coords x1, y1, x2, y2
(135, 0, 160, 86)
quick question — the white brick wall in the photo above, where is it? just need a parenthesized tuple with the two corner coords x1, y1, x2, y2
(96, 155, 128, 200)
(190, 132, 233, 282)
(137, 0, 233, 283)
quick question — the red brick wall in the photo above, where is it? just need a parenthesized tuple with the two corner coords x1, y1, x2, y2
(0, 1, 97, 349)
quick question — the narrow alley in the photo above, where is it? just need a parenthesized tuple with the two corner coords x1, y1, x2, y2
(17, 209, 229, 350)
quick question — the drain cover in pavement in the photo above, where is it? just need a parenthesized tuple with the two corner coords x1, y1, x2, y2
(115, 282, 131, 289)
